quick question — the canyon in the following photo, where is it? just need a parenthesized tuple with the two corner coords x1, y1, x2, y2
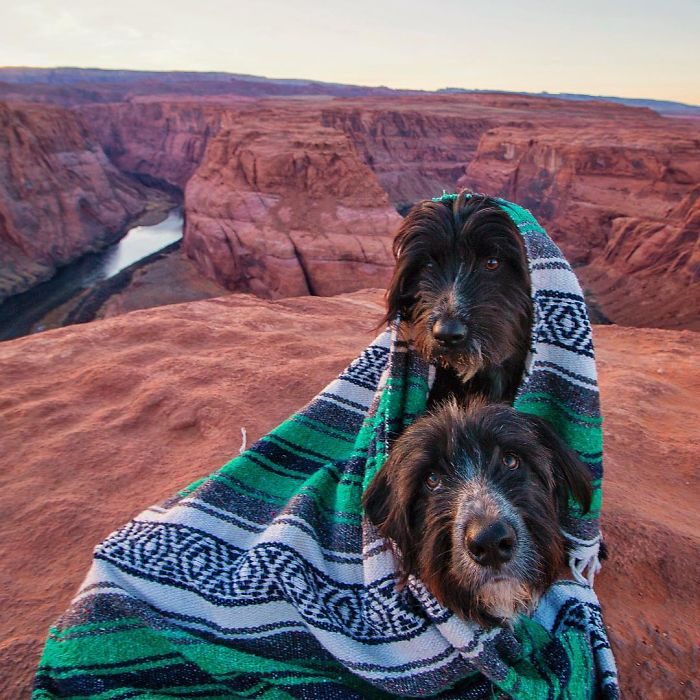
(0, 290, 697, 698)
(1, 69, 698, 329)
(0, 101, 171, 302)
(460, 120, 700, 329)
(77, 93, 700, 328)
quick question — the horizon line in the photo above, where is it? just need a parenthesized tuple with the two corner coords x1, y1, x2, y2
(2, 64, 699, 110)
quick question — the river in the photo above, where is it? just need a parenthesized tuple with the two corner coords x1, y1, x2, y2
(0, 208, 184, 341)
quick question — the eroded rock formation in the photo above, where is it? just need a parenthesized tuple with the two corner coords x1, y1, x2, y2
(460, 120, 700, 328)
(76, 93, 699, 327)
(1, 78, 697, 328)
(80, 101, 227, 191)
(78, 101, 401, 298)
(0, 102, 151, 300)
(183, 108, 400, 297)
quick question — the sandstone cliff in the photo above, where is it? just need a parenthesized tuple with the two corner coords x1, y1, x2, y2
(320, 102, 488, 206)
(0, 102, 152, 300)
(460, 119, 700, 329)
(183, 108, 400, 297)
(80, 101, 400, 298)
(75, 94, 698, 328)
(2, 89, 697, 329)
(80, 100, 228, 191)
(0, 291, 697, 699)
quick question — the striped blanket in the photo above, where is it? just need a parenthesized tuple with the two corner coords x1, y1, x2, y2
(34, 197, 618, 698)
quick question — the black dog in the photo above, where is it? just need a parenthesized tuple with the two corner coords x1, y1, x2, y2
(384, 191, 532, 404)
(363, 400, 592, 626)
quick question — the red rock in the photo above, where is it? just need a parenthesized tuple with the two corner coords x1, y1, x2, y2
(0, 291, 697, 698)
(182, 108, 400, 297)
(1, 87, 696, 328)
(76, 94, 698, 327)
(0, 102, 149, 300)
(320, 104, 487, 205)
(79, 101, 401, 298)
(459, 121, 700, 329)
(80, 101, 229, 190)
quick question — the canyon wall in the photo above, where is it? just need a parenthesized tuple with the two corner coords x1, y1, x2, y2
(80, 101, 401, 298)
(0, 102, 150, 301)
(320, 104, 488, 206)
(80, 94, 700, 328)
(79, 101, 228, 190)
(460, 120, 700, 329)
(1, 87, 697, 328)
(183, 108, 400, 297)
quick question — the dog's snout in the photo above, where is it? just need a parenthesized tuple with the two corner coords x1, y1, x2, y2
(432, 318, 467, 346)
(465, 519, 517, 568)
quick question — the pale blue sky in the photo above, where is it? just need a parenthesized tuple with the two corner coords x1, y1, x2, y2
(1, 0, 698, 104)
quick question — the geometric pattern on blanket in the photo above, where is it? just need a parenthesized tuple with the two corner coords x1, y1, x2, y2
(34, 196, 618, 698)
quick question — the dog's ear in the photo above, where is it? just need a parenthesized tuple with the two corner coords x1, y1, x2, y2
(383, 266, 408, 327)
(362, 453, 417, 582)
(363, 467, 392, 532)
(382, 200, 439, 326)
(382, 235, 415, 326)
(526, 415, 593, 515)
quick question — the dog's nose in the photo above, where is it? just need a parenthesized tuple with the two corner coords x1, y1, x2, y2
(466, 520, 517, 568)
(432, 318, 467, 346)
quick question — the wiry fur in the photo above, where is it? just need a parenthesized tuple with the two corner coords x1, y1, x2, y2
(363, 400, 593, 626)
(384, 191, 532, 404)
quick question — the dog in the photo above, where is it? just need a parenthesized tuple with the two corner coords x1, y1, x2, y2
(363, 400, 592, 626)
(384, 191, 532, 404)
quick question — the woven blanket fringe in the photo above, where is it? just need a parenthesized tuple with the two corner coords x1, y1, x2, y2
(567, 538, 603, 586)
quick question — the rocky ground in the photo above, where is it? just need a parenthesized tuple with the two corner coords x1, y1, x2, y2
(95, 248, 229, 319)
(0, 290, 697, 698)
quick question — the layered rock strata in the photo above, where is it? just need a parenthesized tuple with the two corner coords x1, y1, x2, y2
(460, 121, 700, 329)
(0, 102, 149, 300)
(1, 91, 697, 328)
(183, 109, 400, 297)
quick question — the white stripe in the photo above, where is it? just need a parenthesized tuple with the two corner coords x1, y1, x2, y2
(533, 343, 598, 382)
(134, 507, 367, 583)
(316, 390, 372, 416)
(317, 377, 377, 410)
(532, 580, 601, 631)
(533, 363, 600, 393)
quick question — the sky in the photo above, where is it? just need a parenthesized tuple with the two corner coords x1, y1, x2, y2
(1, 0, 699, 105)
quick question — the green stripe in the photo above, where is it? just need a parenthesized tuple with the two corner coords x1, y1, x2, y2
(41, 625, 180, 670)
(569, 478, 603, 520)
(495, 614, 594, 699)
(211, 469, 363, 524)
(516, 392, 602, 426)
(288, 414, 357, 444)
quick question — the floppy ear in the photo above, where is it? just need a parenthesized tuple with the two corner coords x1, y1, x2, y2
(362, 451, 417, 581)
(382, 200, 438, 327)
(383, 266, 407, 327)
(526, 415, 593, 516)
(363, 467, 392, 532)
(382, 235, 415, 327)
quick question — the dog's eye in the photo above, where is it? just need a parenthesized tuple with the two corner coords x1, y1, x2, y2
(502, 452, 520, 470)
(485, 257, 500, 270)
(424, 472, 442, 490)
